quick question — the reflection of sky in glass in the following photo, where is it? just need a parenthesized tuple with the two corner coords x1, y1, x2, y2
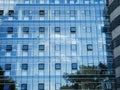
(0, 0, 114, 90)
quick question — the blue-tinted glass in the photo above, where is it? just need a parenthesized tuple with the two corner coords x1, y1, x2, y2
(70, 10, 76, 17)
(72, 63, 77, 70)
(71, 44, 77, 51)
(24, 10, 31, 15)
(22, 45, 28, 51)
(87, 44, 93, 51)
(0, 45, 1, 51)
(39, 27, 45, 32)
(21, 84, 27, 90)
(4, 84, 10, 90)
(55, 63, 61, 70)
(23, 27, 29, 33)
(0, 10, 4, 16)
(55, 27, 60, 32)
(7, 27, 13, 33)
(38, 64, 44, 70)
(38, 83, 44, 90)
(22, 64, 28, 70)
(70, 27, 76, 33)
(39, 10, 45, 16)
(54, 10, 60, 16)
(8, 10, 14, 16)
(5, 64, 11, 70)
(39, 45, 44, 50)
(6, 45, 12, 51)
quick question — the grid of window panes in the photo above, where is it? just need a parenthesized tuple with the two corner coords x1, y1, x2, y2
(0, 0, 115, 90)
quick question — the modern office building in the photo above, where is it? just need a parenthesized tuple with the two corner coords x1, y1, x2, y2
(0, 0, 115, 90)
(108, 0, 120, 90)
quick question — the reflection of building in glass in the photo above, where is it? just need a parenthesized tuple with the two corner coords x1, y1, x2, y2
(108, 0, 120, 90)
(0, 0, 115, 90)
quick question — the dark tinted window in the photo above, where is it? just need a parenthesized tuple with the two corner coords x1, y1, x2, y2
(39, 10, 45, 16)
(22, 45, 28, 51)
(7, 27, 13, 34)
(6, 45, 12, 51)
(38, 83, 44, 90)
(38, 64, 44, 70)
(22, 64, 28, 70)
(55, 63, 61, 70)
(72, 63, 77, 70)
(21, 84, 27, 90)
(8, 10, 14, 16)
(5, 64, 11, 70)
(0, 10, 4, 16)
(39, 45, 45, 50)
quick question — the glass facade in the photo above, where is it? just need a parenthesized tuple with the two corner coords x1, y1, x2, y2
(0, 0, 115, 90)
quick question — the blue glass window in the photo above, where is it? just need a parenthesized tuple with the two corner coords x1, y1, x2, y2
(6, 45, 12, 51)
(55, 44, 60, 51)
(55, 63, 61, 70)
(102, 26, 109, 33)
(39, 10, 45, 16)
(22, 64, 28, 70)
(8, 10, 14, 16)
(22, 45, 28, 51)
(21, 84, 27, 90)
(4, 84, 10, 90)
(39, 27, 45, 32)
(38, 83, 44, 90)
(38, 64, 44, 70)
(7, 27, 13, 34)
(54, 10, 60, 16)
(0, 45, 1, 51)
(24, 10, 31, 16)
(23, 27, 29, 33)
(87, 44, 93, 51)
(39, 45, 45, 50)
(70, 10, 76, 17)
(72, 63, 77, 70)
(70, 27, 76, 33)
(5, 64, 11, 70)
(0, 10, 4, 16)
(71, 44, 77, 51)
(55, 27, 60, 32)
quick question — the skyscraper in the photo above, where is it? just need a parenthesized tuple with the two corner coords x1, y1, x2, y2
(108, 0, 120, 90)
(0, 0, 115, 90)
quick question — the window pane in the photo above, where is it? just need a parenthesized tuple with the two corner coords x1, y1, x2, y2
(8, 10, 14, 16)
(7, 27, 13, 34)
(87, 44, 93, 51)
(39, 45, 45, 50)
(22, 64, 28, 70)
(72, 63, 77, 70)
(23, 27, 29, 33)
(5, 64, 11, 70)
(39, 10, 45, 16)
(55, 63, 61, 70)
(38, 83, 44, 90)
(6, 45, 12, 51)
(0, 10, 4, 16)
(21, 84, 27, 90)
(38, 64, 44, 70)
(22, 45, 28, 51)
(70, 27, 76, 33)
(39, 27, 45, 32)
(4, 84, 10, 90)
(55, 27, 60, 32)
(71, 44, 76, 51)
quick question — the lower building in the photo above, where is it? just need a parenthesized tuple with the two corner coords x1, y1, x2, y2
(108, 0, 120, 89)
(0, 0, 116, 90)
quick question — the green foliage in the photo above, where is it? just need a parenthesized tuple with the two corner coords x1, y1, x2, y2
(61, 64, 108, 90)
(0, 66, 16, 90)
